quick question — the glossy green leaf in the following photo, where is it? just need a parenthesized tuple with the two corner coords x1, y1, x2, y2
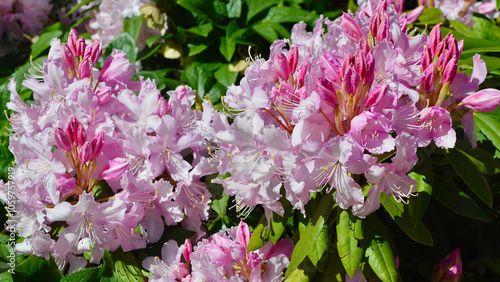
(107, 33, 137, 63)
(407, 156, 433, 225)
(245, 0, 278, 23)
(31, 31, 63, 59)
(111, 250, 143, 282)
(285, 192, 334, 278)
(475, 109, 500, 153)
(214, 64, 238, 87)
(262, 7, 317, 24)
(177, 0, 214, 20)
(270, 197, 293, 244)
(337, 210, 364, 278)
(219, 37, 236, 62)
(181, 64, 213, 97)
(146, 35, 163, 48)
(364, 216, 398, 282)
(461, 46, 500, 54)
(449, 20, 474, 37)
(472, 16, 500, 44)
(187, 23, 213, 37)
(455, 147, 500, 175)
(227, 0, 242, 18)
(446, 148, 492, 207)
(124, 15, 143, 42)
(252, 22, 278, 43)
(188, 43, 209, 56)
(318, 246, 345, 282)
(433, 175, 492, 222)
(416, 8, 442, 25)
(380, 194, 433, 246)
(247, 215, 271, 252)
(14, 255, 62, 281)
(308, 223, 329, 271)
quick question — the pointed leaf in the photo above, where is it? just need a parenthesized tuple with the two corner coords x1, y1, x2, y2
(187, 23, 213, 37)
(380, 194, 433, 246)
(455, 147, 500, 175)
(285, 192, 334, 278)
(407, 156, 433, 225)
(227, 0, 242, 18)
(475, 109, 500, 153)
(319, 245, 345, 282)
(433, 175, 492, 222)
(31, 31, 63, 59)
(446, 148, 492, 207)
(308, 223, 329, 271)
(337, 210, 364, 278)
(364, 216, 398, 282)
(245, 0, 278, 23)
(219, 37, 236, 62)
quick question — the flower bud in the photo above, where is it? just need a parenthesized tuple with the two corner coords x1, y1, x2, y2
(68, 29, 79, 57)
(422, 47, 432, 70)
(183, 239, 192, 262)
(76, 124, 87, 147)
(342, 67, 360, 96)
(78, 141, 92, 164)
(78, 56, 92, 79)
(432, 249, 462, 282)
(100, 158, 129, 181)
(55, 128, 72, 152)
(156, 96, 168, 116)
(64, 115, 79, 145)
(442, 56, 457, 84)
(55, 175, 76, 195)
(84, 40, 102, 65)
(90, 132, 104, 161)
(297, 58, 308, 87)
(317, 77, 339, 108)
(429, 23, 442, 57)
(406, 6, 424, 24)
(96, 86, 112, 105)
(77, 37, 86, 58)
(395, 0, 404, 14)
(287, 46, 299, 74)
(365, 84, 388, 108)
(61, 43, 76, 69)
(273, 52, 290, 81)
(237, 221, 250, 248)
(422, 64, 435, 93)
(462, 89, 500, 112)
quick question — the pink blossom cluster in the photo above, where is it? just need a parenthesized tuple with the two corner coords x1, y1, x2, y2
(1, 29, 218, 273)
(0, 0, 52, 56)
(212, 0, 500, 220)
(143, 221, 293, 281)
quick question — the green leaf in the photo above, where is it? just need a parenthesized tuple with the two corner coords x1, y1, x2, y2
(262, 7, 317, 24)
(454, 147, 500, 175)
(0, 272, 13, 282)
(187, 43, 209, 56)
(214, 64, 238, 86)
(135, 69, 169, 91)
(318, 245, 345, 282)
(107, 33, 137, 63)
(416, 8, 442, 25)
(446, 148, 493, 207)
(407, 155, 433, 225)
(66, 0, 93, 16)
(461, 46, 500, 54)
(227, 0, 242, 18)
(475, 109, 500, 153)
(146, 35, 163, 48)
(111, 249, 143, 282)
(181, 64, 213, 97)
(177, 0, 214, 20)
(13, 255, 62, 281)
(337, 210, 364, 278)
(219, 37, 236, 62)
(187, 23, 214, 37)
(433, 175, 492, 222)
(380, 194, 433, 246)
(31, 31, 63, 59)
(124, 15, 143, 43)
(245, 0, 279, 23)
(285, 192, 334, 278)
(364, 216, 398, 282)
(472, 16, 500, 44)
(449, 20, 474, 37)
(308, 223, 329, 271)
(247, 216, 271, 252)
(252, 22, 278, 43)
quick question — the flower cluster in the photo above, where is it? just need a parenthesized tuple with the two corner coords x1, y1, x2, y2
(212, 0, 500, 220)
(420, 0, 499, 27)
(0, 0, 52, 56)
(143, 221, 293, 281)
(2, 29, 217, 273)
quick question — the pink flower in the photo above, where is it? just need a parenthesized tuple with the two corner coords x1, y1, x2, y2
(100, 158, 129, 181)
(462, 88, 500, 112)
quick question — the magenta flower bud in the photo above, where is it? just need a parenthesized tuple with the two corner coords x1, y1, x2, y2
(462, 89, 500, 112)
(395, 0, 404, 14)
(90, 132, 104, 161)
(77, 37, 86, 58)
(78, 56, 92, 79)
(376, 17, 389, 42)
(55, 128, 72, 152)
(100, 158, 129, 181)
(399, 14, 408, 33)
(273, 52, 291, 81)
(365, 84, 388, 108)
(436, 50, 450, 70)
(78, 141, 92, 163)
(429, 23, 442, 56)
(297, 58, 308, 86)
(422, 64, 435, 93)
(236, 221, 250, 248)
(342, 13, 365, 43)
(317, 77, 339, 108)
(183, 239, 192, 262)
(442, 56, 457, 84)
(446, 34, 459, 59)
(156, 96, 168, 116)
(76, 124, 87, 147)
(64, 115, 79, 145)
(61, 43, 76, 69)
(422, 48, 432, 70)
(55, 175, 76, 195)
(433, 249, 462, 282)
(407, 6, 424, 24)
(287, 46, 299, 74)
(84, 40, 102, 65)
(67, 29, 79, 57)
(343, 67, 360, 96)
(95, 86, 112, 105)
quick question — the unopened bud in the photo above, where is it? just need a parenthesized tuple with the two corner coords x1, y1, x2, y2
(183, 239, 192, 262)
(429, 23, 442, 57)
(84, 40, 102, 65)
(442, 56, 457, 84)
(432, 249, 462, 282)
(422, 64, 435, 93)
(273, 52, 291, 81)
(100, 158, 129, 181)
(287, 47, 299, 74)
(78, 141, 92, 164)
(77, 37, 86, 58)
(90, 132, 104, 161)
(462, 89, 500, 112)
(365, 84, 388, 108)
(68, 29, 79, 57)
(61, 43, 76, 69)
(342, 13, 365, 44)
(64, 115, 79, 145)
(76, 124, 87, 147)
(55, 128, 72, 152)
(78, 56, 92, 79)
